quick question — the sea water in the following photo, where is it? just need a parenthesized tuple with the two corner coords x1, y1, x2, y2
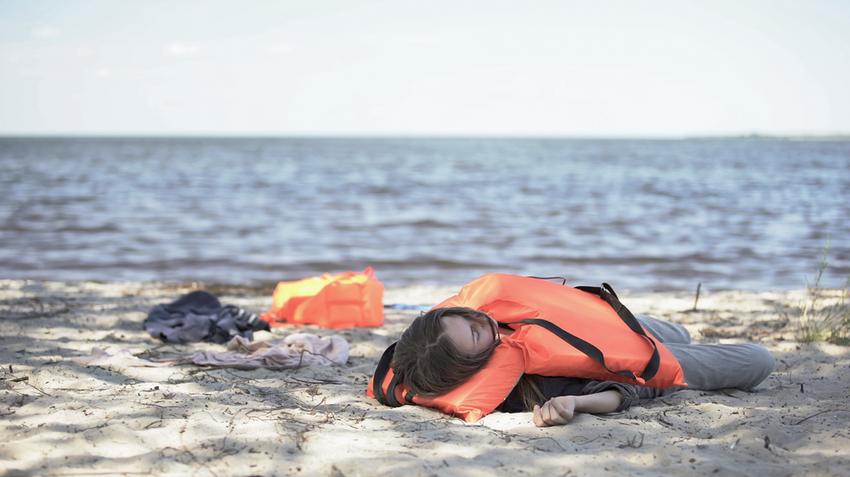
(1, 137, 848, 291)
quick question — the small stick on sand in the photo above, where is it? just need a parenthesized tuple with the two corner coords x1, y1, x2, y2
(791, 408, 850, 426)
(693, 282, 702, 311)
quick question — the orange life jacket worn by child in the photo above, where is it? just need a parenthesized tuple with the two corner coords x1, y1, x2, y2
(367, 273, 687, 422)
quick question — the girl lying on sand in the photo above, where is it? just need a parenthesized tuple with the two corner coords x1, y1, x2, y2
(370, 274, 775, 426)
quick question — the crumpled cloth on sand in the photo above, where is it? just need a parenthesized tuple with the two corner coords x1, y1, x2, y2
(174, 334, 349, 369)
(71, 333, 349, 371)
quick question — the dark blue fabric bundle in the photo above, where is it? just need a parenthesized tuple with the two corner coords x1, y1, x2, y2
(144, 291, 270, 344)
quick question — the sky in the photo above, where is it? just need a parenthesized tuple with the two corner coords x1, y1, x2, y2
(1, 0, 849, 137)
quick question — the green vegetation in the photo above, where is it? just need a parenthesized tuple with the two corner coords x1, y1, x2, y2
(794, 246, 850, 345)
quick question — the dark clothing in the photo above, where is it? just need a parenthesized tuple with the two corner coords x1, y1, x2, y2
(144, 291, 269, 344)
(497, 376, 643, 413)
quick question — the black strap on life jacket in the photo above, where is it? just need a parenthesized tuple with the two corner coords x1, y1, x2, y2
(372, 342, 403, 407)
(515, 280, 660, 384)
(526, 275, 568, 285)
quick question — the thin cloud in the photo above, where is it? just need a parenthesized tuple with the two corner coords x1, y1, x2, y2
(165, 42, 200, 57)
(31, 26, 61, 39)
(266, 43, 294, 54)
(94, 67, 111, 78)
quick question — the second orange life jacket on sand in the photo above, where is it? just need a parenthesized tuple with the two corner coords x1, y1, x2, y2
(261, 267, 384, 329)
(368, 273, 687, 422)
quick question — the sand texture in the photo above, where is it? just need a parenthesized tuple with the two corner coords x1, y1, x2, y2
(1, 280, 849, 477)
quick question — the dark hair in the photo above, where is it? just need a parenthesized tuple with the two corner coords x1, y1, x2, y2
(391, 306, 546, 411)
(391, 307, 497, 396)
(514, 375, 545, 411)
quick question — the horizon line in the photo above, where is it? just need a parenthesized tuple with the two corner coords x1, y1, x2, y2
(2, 132, 850, 141)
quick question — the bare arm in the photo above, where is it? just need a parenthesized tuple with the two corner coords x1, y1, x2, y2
(575, 389, 623, 414)
(533, 390, 623, 427)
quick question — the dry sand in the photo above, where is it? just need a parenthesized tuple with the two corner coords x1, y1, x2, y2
(1, 279, 849, 477)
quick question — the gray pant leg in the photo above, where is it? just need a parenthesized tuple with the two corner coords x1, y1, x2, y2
(665, 342, 775, 391)
(636, 314, 691, 344)
(636, 314, 774, 392)
(610, 315, 694, 402)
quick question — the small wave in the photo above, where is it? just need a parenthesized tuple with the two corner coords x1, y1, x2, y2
(378, 219, 456, 229)
(257, 257, 506, 272)
(0, 223, 120, 234)
(520, 253, 730, 265)
(53, 224, 121, 233)
(365, 258, 506, 269)
(8, 257, 255, 271)
(333, 219, 457, 231)
(363, 185, 400, 195)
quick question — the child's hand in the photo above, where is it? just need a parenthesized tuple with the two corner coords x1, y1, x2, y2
(532, 395, 576, 427)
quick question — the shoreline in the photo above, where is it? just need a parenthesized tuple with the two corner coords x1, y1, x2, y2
(1, 276, 835, 297)
(1, 280, 848, 476)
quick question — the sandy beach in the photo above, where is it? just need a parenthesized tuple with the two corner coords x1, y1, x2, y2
(1, 279, 849, 477)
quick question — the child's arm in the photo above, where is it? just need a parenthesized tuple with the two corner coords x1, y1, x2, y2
(532, 390, 623, 427)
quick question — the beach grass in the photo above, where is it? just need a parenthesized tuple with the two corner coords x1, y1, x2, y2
(793, 246, 850, 345)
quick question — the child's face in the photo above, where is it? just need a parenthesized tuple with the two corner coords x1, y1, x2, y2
(440, 313, 498, 356)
